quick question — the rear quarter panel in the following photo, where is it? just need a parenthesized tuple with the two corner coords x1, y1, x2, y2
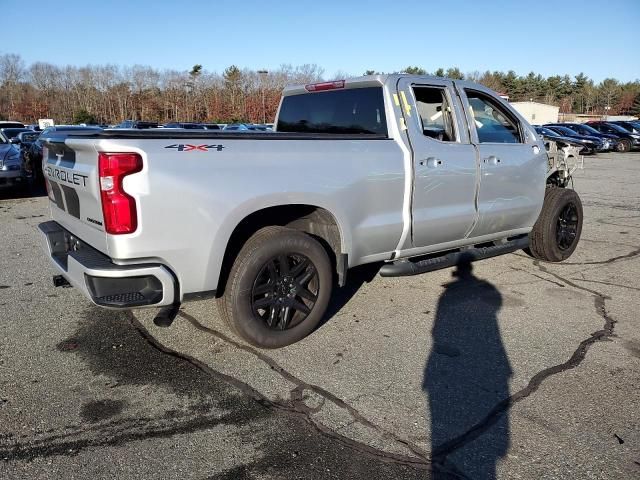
(92, 136, 405, 295)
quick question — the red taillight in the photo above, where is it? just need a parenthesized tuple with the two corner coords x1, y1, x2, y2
(98, 152, 143, 234)
(304, 80, 345, 92)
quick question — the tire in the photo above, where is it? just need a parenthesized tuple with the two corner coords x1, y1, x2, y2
(217, 226, 333, 348)
(527, 187, 583, 262)
(616, 139, 631, 153)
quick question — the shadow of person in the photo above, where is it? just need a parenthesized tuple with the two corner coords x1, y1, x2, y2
(423, 255, 512, 479)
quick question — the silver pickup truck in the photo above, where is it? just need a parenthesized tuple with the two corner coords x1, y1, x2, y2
(38, 75, 583, 348)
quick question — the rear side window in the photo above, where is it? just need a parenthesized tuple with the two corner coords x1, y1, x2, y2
(465, 89, 522, 143)
(413, 86, 457, 142)
(277, 87, 387, 135)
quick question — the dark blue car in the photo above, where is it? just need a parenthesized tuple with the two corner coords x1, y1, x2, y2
(542, 125, 604, 154)
(546, 123, 619, 152)
(586, 122, 640, 152)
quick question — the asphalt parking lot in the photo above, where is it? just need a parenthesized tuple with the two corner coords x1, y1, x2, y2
(1, 152, 639, 479)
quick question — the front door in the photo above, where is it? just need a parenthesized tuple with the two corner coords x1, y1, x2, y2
(397, 79, 478, 249)
(458, 87, 547, 238)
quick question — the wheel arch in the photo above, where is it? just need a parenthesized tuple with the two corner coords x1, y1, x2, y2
(209, 201, 351, 295)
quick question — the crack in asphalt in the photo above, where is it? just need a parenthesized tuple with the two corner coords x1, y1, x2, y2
(139, 312, 431, 470)
(569, 277, 640, 292)
(513, 247, 640, 267)
(560, 247, 640, 266)
(430, 261, 616, 468)
(508, 266, 565, 288)
(0, 411, 239, 461)
(595, 219, 640, 230)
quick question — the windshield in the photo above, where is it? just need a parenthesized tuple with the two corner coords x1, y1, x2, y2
(1, 128, 31, 139)
(552, 126, 580, 135)
(615, 122, 640, 133)
(573, 124, 600, 135)
(537, 127, 558, 136)
(605, 123, 631, 134)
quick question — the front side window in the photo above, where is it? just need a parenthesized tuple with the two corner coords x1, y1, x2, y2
(413, 86, 456, 142)
(465, 90, 522, 143)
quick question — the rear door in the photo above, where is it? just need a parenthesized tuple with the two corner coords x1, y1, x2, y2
(457, 86, 547, 238)
(397, 78, 478, 248)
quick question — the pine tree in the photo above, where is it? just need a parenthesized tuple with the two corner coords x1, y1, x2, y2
(631, 94, 640, 117)
(402, 66, 426, 75)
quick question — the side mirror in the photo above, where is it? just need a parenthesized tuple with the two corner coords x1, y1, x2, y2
(9, 138, 20, 144)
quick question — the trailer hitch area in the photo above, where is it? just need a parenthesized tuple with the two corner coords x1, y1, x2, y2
(52, 275, 71, 288)
(153, 303, 181, 327)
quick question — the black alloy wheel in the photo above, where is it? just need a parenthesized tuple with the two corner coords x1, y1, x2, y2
(556, 203, 579, 251)
(218, 226, 333, 348)
(251, 253, 319, 331)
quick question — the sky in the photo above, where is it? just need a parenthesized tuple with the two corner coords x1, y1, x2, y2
(2, 0, 639, 83)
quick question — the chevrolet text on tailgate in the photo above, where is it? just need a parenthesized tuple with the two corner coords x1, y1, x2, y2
(39, 75, 584, 348)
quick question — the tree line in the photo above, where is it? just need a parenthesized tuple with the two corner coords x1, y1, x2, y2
(391, 66, 640, 116)
(1, 53, 638, 125)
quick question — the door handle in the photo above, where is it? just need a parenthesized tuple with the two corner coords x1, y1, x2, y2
(483, 156, 501, 165)
(419, 157, 443, 167)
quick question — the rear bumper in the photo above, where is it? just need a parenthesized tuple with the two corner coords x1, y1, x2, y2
(39, 221, 177, 308)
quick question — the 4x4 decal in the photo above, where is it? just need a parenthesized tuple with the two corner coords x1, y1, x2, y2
(165, 144, 225, 152)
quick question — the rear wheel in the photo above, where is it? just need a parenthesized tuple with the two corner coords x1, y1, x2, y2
(616, 139, 631, 153)
(527, 187, 583, 262)
(218, 226, 333, 348)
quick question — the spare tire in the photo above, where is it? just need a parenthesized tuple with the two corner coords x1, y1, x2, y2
(527, 187, 583, 262)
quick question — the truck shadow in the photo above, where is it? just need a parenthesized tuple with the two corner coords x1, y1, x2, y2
(423, 256, 511, 479)
(320, 262, 382, 327)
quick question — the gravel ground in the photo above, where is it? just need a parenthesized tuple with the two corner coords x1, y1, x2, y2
(1, 151, 639, 479)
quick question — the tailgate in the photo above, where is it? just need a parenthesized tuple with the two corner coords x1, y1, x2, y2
(43, 136, 108, 254)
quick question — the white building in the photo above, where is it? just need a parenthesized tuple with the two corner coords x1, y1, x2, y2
(510, 101, 559, 125)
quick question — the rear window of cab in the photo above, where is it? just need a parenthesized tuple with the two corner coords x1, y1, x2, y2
(277, 87, 388, 136)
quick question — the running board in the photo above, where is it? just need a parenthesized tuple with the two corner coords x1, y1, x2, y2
(379, 236, 530, 277)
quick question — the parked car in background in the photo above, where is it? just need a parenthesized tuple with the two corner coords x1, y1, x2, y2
(609, 120, 640, 135)
(28, 126, 103, 186)
(223, 123, 269, 131)
(586, 121, 639, 152)
(15, 130, 40, 145)
(541, 125, 604, 154)
(0, 130, 28, 191)
(0, 127, 33, 142)
(12, 131, 41, 184)
(0, 121, 26, 129)
(163, 122, 206, 129)
(547, 122, 619, 151)
(113, 120, 158, 129)
(200, 123, 222, 130)
(534, 126, 587, 151)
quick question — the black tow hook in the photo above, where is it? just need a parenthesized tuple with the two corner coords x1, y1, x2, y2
(52, 275, 71, 288)
(153, 303, 180, 327)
